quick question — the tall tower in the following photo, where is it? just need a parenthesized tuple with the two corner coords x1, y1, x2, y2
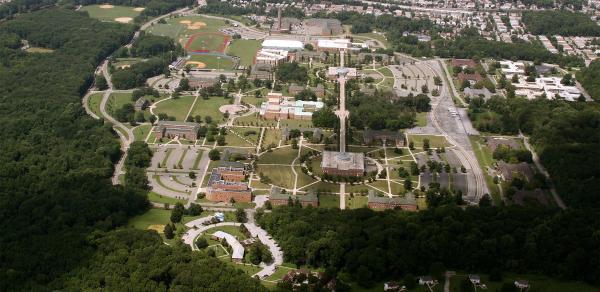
(335, 50, 350, 153)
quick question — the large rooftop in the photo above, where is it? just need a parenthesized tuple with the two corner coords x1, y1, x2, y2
(322, 151, 365, 171)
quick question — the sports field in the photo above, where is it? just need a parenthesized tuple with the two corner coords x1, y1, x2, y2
(185, 33, 229, 53)
(147, 15, 227, 46)
(226, 39, 261, 66)
(80, 5, 142, 23)
(187, 54, 234, 70)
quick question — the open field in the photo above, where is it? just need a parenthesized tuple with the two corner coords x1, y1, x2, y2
(407, 134, 450, 149)
(189, 96, 230, 123)
(234, 113, 278, 127)
(133, 124, 152, 141)
(147, 15, 227, 45)
(319, 194, 340, 208)
(346, 195, 368, 209)
(188, 54, 234, 69)
(257, 165, 295, 189)
(262, 129, 281, 148)
(258, 147, 297, 164)
(88, 92, 103, 117)
(113, 57, 143, 69)
(154, 95, 195, 121)
(469, 136, 502, 204)
(81, 5, 142, 23)
(106, 92, 133, 115)
(185, 33, 229, 53)
(226, 39, 261, 66)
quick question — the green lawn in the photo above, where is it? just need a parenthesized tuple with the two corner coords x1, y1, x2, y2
(262, 129, 281, 148)
(88, 92, 103, 118)
(221, 132, 254, 147)
(189, 96, 230, 123)
(107, 92, 133, 116)
(26, 47, 54, 53)
(81, 5, 141, 22)
(346, 195, 368, 209)
(469, 136, 502, 204)
(230, 127, 261, 145)
(318, 194, 340, 208)
(415, 112, 428, 127)
(226, 39, 261, 66)
(147, 15, 227, 42)
(148, 191, 186, 205)
(113, 57, 143, 69)
(187, 33, 228, 52)
(407, 134, 450, 149)
(257, 165, 295, 189)
(133, 124, 152, 141)
(154, 95, 195, 121)
(264, 266, 297, 282)
(258, 146, 298, 165)
(279, 119, 313, 129)
(234, 113, 278, 127)
(352, 32, 390, 48)
(449, 273, 600, 292)
(295, 167, 317, 189)
(377, 67, 394, 77)
(188, 54, 234, 70)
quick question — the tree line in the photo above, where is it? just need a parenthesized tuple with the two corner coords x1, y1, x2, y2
(521, 10, 600, 37)
(0, 8, 261, 291)
(577, 59, 600, 101)
(258, 205, 600, 288)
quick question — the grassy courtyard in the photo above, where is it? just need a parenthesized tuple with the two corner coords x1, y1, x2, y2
(154, 95, 195, 121)
(189, 96, 230, 123)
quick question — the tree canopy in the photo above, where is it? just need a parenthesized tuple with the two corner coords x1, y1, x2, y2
(577, 59, 600, 101)
(521, 10, 600, 36)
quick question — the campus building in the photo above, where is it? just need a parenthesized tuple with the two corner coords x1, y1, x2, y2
(211, 231, 244, 262)
(316, 38, 366, 51)
(363, 129, 405, 147)
(302, 18, 343, 36)
(261, 39, 304, 52)
(259, 93, 324, 120)
(206, 166, 252, 203)
(187, 77, 219, 90)
(287, 84, 325, 98)
(154, 121, 200, 140)
(367, 191, 418, 211)
(513, 76, 582, 101)
(326, 66, 358, 80)
(255, 48, 290, 65)
(269, 187, 319, 207)
(321, 151, 365, 177)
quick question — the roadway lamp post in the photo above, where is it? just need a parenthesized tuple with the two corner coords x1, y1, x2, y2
(217, 56, 221, 71)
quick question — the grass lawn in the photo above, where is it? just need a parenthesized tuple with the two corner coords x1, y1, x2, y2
(303, 181, 339, 193)
(26, 47, 54, 53)
(147, 15, 227, 42)
(368, 180, 390, 194)
(378, 77, 395, 89)
(469, 135, 502, 204)
(279, 119, 313, 129)
(352, 32, 389, 48)
(415, 112, 428, 127)
(258, 165, 295, 189)
(318, 194, 340, 208)
(344, 184, 372, 194)
(295, 167, 317, 189)
(226, 39, 261, 66)
(88, 92, 103, 118)
(264, 266, 297, 282)
(128, 208, 203, 230)
(154, 95, 195, 121)
(187, 33, 228, 52)
(229, 127, 261, 144)
(258, 146, 298, 165)
(113, 57, 143, 68)
(148, 191, 186, 205)
(81, 5, 141, 22)
(203, 225, 246, 239)
(262, 129, 281, 148)
(189, 96, 230, 123)
(188, 54, 234, 69)
(346, 195, 368, 209)
(108, 92, 133, 113)
(241, 94, 267, 107)
(377, 67, 394, 77)
(449, 273, 600, 292)
(222, 132, 254, 147)
(133, 124, 152, 141)
(408, 134, 450, 149)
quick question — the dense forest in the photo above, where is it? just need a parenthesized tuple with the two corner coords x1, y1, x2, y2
(0, 9, 262, 291)
(577, 59, 600, 101)
(521, 10, 600, 36)
(347, 93, 428, 130)
(468, 97, 600, 208)
(258, 206, 600, 288)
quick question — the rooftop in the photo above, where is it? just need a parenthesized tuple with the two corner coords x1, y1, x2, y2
(322, 151, 365, 171)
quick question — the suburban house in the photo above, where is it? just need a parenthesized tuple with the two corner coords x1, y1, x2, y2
(154, 121, 200, 140)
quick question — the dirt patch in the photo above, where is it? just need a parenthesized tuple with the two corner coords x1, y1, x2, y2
(133, 7, 145, 11)
(186, 61, 206, 68)
(148, 224, 165, 233)
(188, 22, 207, 30)
(179, 20, 192, 24)
(219, 104, 245, 114)
(99, 4, 114, 8)
(115, 17, 133, 23)
(117, 64, 131, 69)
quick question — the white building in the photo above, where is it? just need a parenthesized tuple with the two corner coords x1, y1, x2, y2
(499, 60, 526, 77)
(261, 39, 304, 51)
(316, 38, 367, 51)
(327, 66, 358, 79)
(255, 49, 289, 65)
(212, 231, 245, 262)
(514, 76, 581, 101)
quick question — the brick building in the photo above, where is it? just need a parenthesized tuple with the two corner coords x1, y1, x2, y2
(259, 93, 324, 120)
(269, 187, 318, 207)
(321, 151, 365, 177)
(154, 121, 200, 140)
(206, 166, 252, 203)
(367, 190, 417, 211)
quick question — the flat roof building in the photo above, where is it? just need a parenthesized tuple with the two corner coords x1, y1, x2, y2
(367, 190, 417, 211)
(206, 166, 251, 203)
(322, 151, 365, 177)
(212, 231, 244, 262)
(262, 39, 304, 52)
(255, 49, 289, 65)
(154, 121, 200, 140)
(259, 93, 324, 120)
(269, 187, 318, 207)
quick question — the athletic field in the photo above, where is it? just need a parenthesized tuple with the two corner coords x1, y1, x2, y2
(80, 5, 143, 23)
